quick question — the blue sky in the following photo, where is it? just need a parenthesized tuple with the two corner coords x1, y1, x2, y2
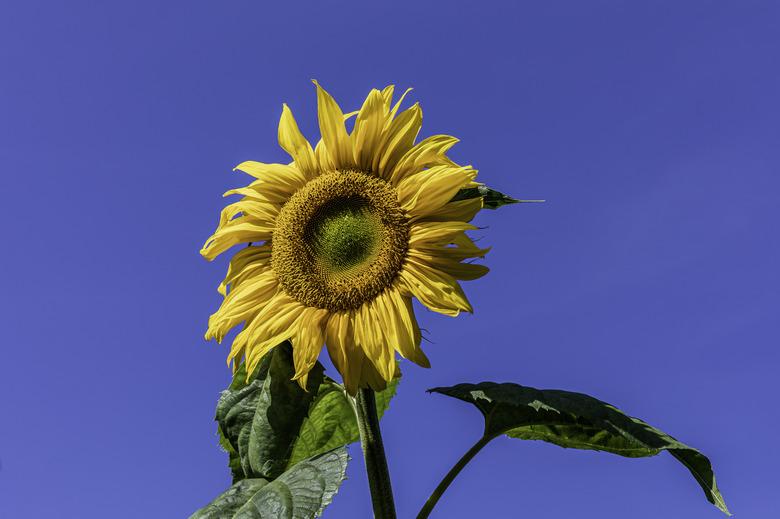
(1, 1, 778, 517)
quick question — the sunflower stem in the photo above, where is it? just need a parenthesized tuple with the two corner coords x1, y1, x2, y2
(355, 387, 396, 519)
(415, 435, 493, 519)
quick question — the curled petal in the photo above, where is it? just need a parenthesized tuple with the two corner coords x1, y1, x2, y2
(398, 165, 477, 218)
(374, 103, 422, 179)
(399, 259, 473, 316)
(201, 217, 274, 261)
(389, 135, 459, 185)
(313, 80, 353, 170)
(291, 307, 328, 389)
(278, 104, 318, 178)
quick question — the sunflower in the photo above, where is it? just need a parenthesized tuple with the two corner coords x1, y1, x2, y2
(201, 82, 489, 394)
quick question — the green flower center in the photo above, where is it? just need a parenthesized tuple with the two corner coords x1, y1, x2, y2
(310, 198, 382, 275)
(272, 171, 409, 311)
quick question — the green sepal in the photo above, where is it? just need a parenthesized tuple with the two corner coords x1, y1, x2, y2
(190, 448, 348, 519)
(452, 185, 541, 209)
(429, 382, 730, 516)
(287, 375, 400, 468)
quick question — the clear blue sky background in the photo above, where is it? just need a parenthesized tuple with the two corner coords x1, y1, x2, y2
(1, 1, 778, 517)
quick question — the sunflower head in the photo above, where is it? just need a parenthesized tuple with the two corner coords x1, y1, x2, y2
(202, 81, 490, 394)
(271, 170, 409, 313)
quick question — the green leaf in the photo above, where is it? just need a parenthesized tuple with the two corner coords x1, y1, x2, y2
(190, 448, 348, 519)
(429, 382, 730, 516)
(286, 375, 400, 468)
(215, 343, 323, 480)
(247, 344, 324, 479)
(452, 185, 541, 209)
(190, 479, 270, 519)
(216, 356, 272, 480)
(217, 361, 251, 482)
(219, 427, 246, 483)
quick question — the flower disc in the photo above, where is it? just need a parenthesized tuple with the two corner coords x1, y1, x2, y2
(272, 170, 409, 312)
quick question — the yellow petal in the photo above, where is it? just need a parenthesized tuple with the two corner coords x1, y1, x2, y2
(374, 103, 422, 179)
(313, 139, 335, 172)
(312, 111, 358, 172)
(351, 89, 386, 171)
(243, 293, 305, 372)
(222, 186, 286, 206)
(234, 161, 308, 196)
(291, 307, 328, 389)
(218, 199, 278, 225)
(325, 312, 363, 395)
(399, 259, 473, 316)
(441, 262, 489, 281)
(214, 196, 277, 231)
(227, 325, 251, 367)
(378, 288, 429, 368)
(408, 221, 478, 248)
(410, 198, 482, 224)
(422, 233, 491, 261)
(313, 80, 353, 170)
(278, 104, 318, 178)
(217, 244, 273, 295)
(398, 165, 477, 218)
(359, 354, 389, 392)
(206, 270, 278, 343)
(234, 161, 306, 182)
(380, 85, 395, 112)
(200, 217, 274, 261)
(408, 250, 489, 281)
(354, 301, 396, 382)
(389, 134, 459, 185)
(245, 336, 285, 375)
(389, 87, 413, 120)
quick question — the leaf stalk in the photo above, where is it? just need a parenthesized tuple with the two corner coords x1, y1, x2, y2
(416, 434, 494, 519)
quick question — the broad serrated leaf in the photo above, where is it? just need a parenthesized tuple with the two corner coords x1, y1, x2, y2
(190, 448, 349, 519)
(286, 376, 399, 468)
(215, 343, 323, 480)
(190, 479, 270, 519)
(430, 382, 730, 516)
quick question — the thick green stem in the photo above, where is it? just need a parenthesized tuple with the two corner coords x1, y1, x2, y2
(355, 387, 396, 519)
(416, 435, 493, 519)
